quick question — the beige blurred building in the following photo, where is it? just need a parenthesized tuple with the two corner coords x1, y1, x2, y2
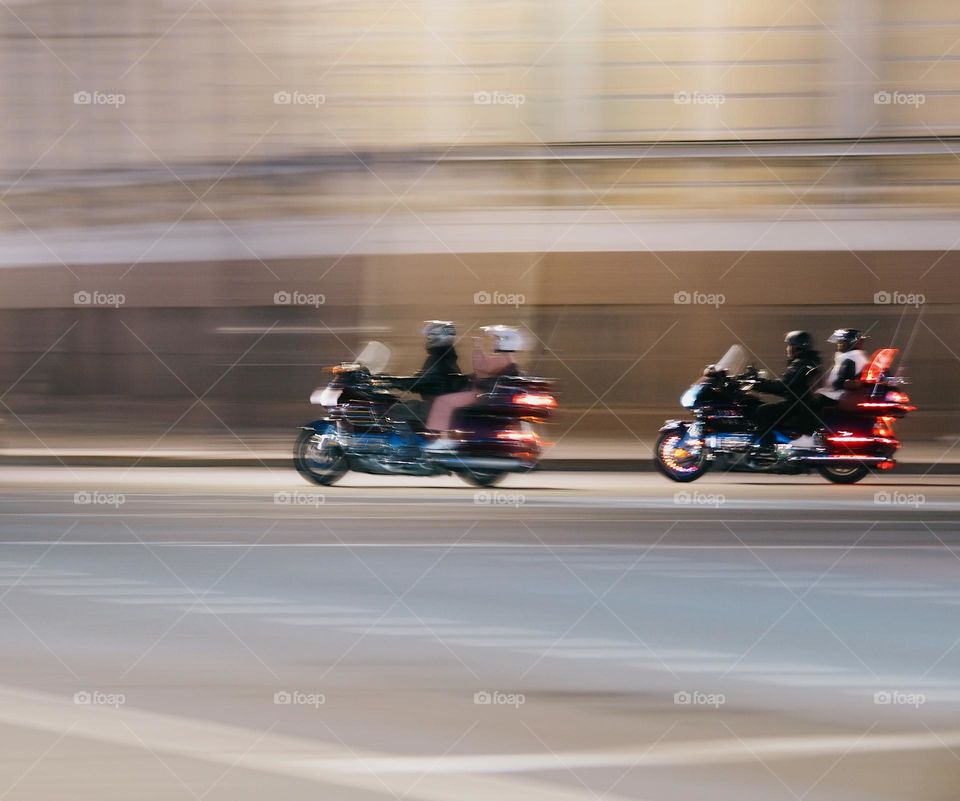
(0, 0, 957, 441)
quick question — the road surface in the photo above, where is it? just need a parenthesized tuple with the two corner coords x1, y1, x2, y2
(0, 467, 957, 800)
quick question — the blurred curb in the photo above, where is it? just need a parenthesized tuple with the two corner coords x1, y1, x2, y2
(0, 454, 957, 474)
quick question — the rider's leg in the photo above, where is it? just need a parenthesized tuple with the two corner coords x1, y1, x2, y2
(752, 400, 792, 447)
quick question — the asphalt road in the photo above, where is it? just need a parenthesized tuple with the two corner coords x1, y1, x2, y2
(0, 467, 958, 800)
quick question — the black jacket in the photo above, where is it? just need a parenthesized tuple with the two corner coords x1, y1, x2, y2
(387, 346, 464, 399)
(755, 351, 823, 404)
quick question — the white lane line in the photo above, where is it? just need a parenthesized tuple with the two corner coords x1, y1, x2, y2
(0, 685, 639, 801)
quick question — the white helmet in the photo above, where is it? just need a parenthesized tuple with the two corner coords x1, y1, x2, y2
(422, 320, 456, 348)
(481, 325, 526, 353)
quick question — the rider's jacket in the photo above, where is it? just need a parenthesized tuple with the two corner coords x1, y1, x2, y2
(816, 349, 869, 400)
(387, 346, 463, 399)
(754, 351, 823, 404)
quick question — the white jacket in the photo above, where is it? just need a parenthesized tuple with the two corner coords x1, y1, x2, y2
(817, 349, 869, 400)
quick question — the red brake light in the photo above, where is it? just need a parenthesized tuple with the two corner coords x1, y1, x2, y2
(873, 416, 896, 438)
(496, 430, 540, 443)
(514, 393, 556, 409)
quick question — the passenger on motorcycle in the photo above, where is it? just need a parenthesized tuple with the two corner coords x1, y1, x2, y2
(816, 328, 869, 408)
(424, 325, 523, 451)
(749, 330, 823, 448)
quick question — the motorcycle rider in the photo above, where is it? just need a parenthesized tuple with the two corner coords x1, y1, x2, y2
(381, 321, 465, 429)
(749, 330, 823, 448)
(424, 325, 523, 451)
(816, 328, 869, 408)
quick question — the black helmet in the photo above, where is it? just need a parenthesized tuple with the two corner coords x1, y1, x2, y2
(784, 330, 814, 352)
(828, 328, 864, 352)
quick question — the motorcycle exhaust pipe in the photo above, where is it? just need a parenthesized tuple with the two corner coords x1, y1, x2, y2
(429, 456, 536, 471)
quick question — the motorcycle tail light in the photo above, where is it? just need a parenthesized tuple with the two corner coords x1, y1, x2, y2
(514, 393, 557, 409)
(873, 416, 896, 438)
(497, 430, 540, 443)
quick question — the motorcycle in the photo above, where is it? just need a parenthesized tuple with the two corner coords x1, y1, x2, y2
(294, 342, 557, 487)
(655, 344, 916, 484)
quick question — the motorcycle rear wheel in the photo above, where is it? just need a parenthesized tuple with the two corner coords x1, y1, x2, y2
(294, 428, 349, 486)
(456, 469, 507, 488)
(817, 464, 869, 484)
(654, 429, 710, 482)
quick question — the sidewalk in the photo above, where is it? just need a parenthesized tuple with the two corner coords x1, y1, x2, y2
(1, 432, 958, 473)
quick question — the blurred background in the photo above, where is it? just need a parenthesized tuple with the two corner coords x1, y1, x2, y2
(1, 0, 958, 453)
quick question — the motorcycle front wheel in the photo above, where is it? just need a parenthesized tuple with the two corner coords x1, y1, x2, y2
(294, 428, 349, 486)
(654, 429, 710, 482)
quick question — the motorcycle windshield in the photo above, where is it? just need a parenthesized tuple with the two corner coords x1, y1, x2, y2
(355, 341, 392, 374)
(715, 344, 747, 376)
(680, 344, 748, 408)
